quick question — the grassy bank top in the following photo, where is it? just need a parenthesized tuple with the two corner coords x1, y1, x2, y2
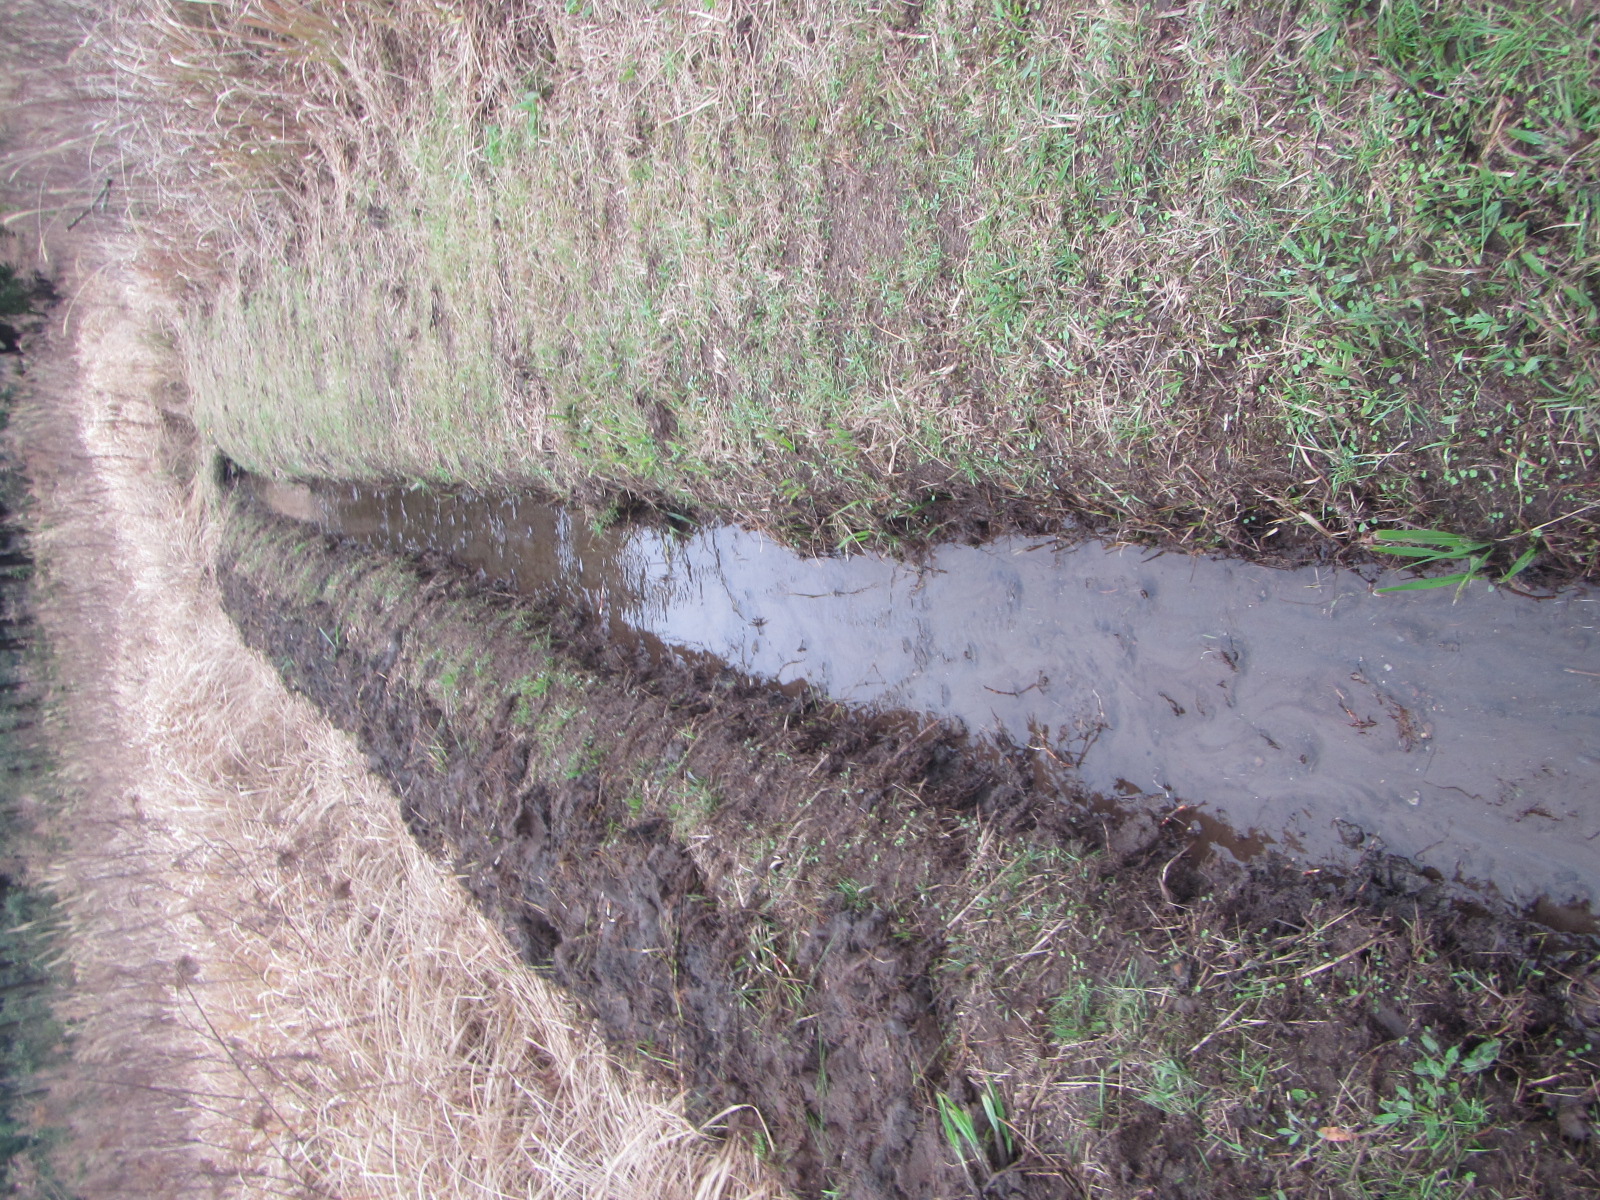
(122, 0, 1600, 571)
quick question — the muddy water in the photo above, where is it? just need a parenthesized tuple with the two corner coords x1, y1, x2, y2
(256, 480, 1600, 916)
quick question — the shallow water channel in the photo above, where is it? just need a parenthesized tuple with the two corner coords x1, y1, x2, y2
(256, 479, 1600, 921)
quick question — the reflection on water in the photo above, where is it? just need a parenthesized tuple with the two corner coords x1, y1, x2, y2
(254, 479, 1600, 917)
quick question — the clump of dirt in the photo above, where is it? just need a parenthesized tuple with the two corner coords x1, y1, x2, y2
(219, 501, 1600, 1199)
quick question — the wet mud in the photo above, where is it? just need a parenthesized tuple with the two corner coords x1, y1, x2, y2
(219, 500, 1600, 1200)
(257, 479, 1600, 919)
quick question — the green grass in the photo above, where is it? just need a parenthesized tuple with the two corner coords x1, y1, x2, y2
(936, 1084, 1014, 1173)
(1371, 526, 1540, 591)
(158, 0, 1600, 570)
(0, 373, 67, 1190)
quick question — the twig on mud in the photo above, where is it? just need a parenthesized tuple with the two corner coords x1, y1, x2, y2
(983, 673, 1047, 698)
(945, 850, 1032, 927)
(996, 918, 1074, 979)
(1188, 999, 1256, 1056)
(1297, 934, 1386, 982)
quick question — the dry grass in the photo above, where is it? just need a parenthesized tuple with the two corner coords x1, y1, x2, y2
(2, 5, 786, 1187)
(25, 245, 770, 1194)
(20, 238, 781, 1198)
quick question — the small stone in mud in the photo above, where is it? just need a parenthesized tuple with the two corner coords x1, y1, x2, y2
(1548, 1092, 1594, 1142)
(1108, 811, 1159, 859)
(1369, 1001, 1411, 1041)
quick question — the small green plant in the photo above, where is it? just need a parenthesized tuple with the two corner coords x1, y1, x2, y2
(1140, 1057, 1206, 1117)
(1274, 1087, 1319, 1148)
(936, 1083, 1013, 1169)
(563, 736, 604, 779)
(1372, 529, 1538, 594)
(666, 772, 718, 838)
(834, 876, 871, 911)
(436, 663, 461, 715)
(1049, 979, 1108, 1042)
(1375, 1031, 1500, 1152)
(512, 671, 556, 723)
(588, 497, 623, 536)
(979, 1083, 1013, 1162)
(737, 920, 807, 1010)
(936, 1092, 983, 1164)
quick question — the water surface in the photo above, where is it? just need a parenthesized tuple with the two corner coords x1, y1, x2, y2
(256, 480, 1600, 916)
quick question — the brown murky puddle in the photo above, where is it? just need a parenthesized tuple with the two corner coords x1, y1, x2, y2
(255, 479, 1600, 920)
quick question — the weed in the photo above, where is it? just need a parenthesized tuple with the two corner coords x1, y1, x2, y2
(562, 736, 604, 781)
(979, 1083, 1013, 1162)
(737, 919, 808, 1012)
(1139, 1057, 1207, 1118)
(436, 662, 461, 715)
(1375, 1031, 1501, 1153)
(834, 876, 872, 911)
(665, 772, 719, 839)
(1049, 979, 1108, 1043)
(510, 671, 556, 724)
(937, 1083, 1014, 1173)
(1372, 528, 1539, 593)
(935, 1092, 983, 1165)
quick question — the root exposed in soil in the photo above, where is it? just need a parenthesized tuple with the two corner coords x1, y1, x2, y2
(220, 500, 1600, 1200)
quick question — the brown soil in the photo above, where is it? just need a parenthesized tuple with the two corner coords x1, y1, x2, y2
(218, 500, 1600, 1200)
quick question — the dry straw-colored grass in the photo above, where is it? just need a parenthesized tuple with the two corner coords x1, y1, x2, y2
(24, 236, 780, 1200)
(4, 5, 783, 1191)
(31, 254, 786, 1195)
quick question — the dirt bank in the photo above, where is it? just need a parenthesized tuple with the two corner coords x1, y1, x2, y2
(220, 498, 1600, 1200)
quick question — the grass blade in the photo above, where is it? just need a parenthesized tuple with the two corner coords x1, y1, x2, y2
(1377, 573, 1474, 593)
(980, 1084, 1012, 1160)
(1373, 530, 1485, 549)
(1371, 544, 1461, 560)
(1500, 545, 1539, 582)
